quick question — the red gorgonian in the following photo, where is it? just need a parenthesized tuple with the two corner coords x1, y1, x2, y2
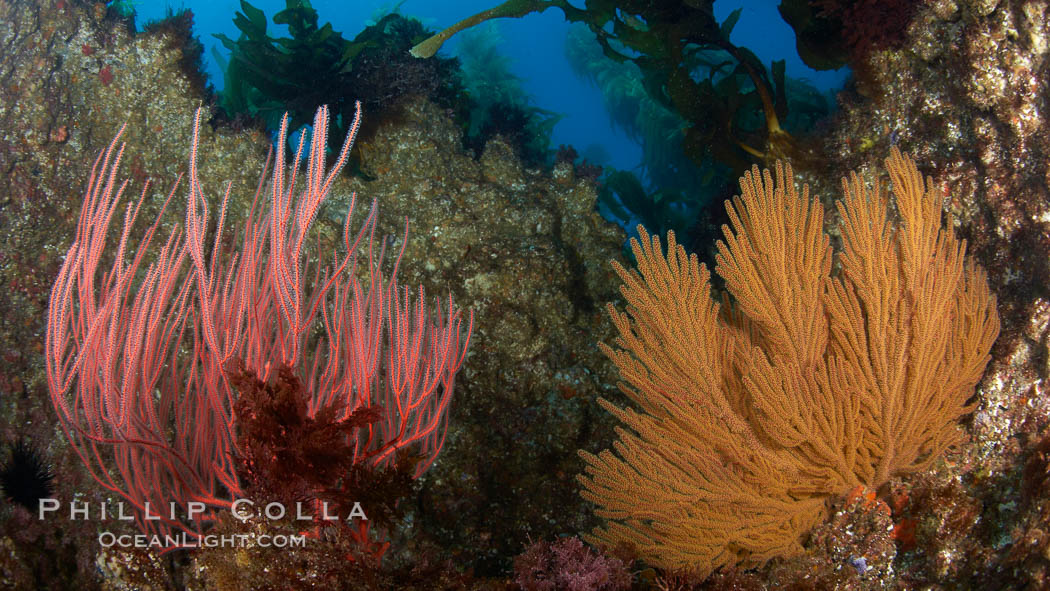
(45, 102, 472, 551)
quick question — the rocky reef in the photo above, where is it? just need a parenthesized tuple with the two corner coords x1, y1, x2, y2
(2, 0, 1050, 589)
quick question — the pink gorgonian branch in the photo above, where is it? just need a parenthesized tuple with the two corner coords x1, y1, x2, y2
(45, 102, 473, 550)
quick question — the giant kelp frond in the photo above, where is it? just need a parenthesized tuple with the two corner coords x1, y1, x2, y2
(411, 0, 821, 177)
